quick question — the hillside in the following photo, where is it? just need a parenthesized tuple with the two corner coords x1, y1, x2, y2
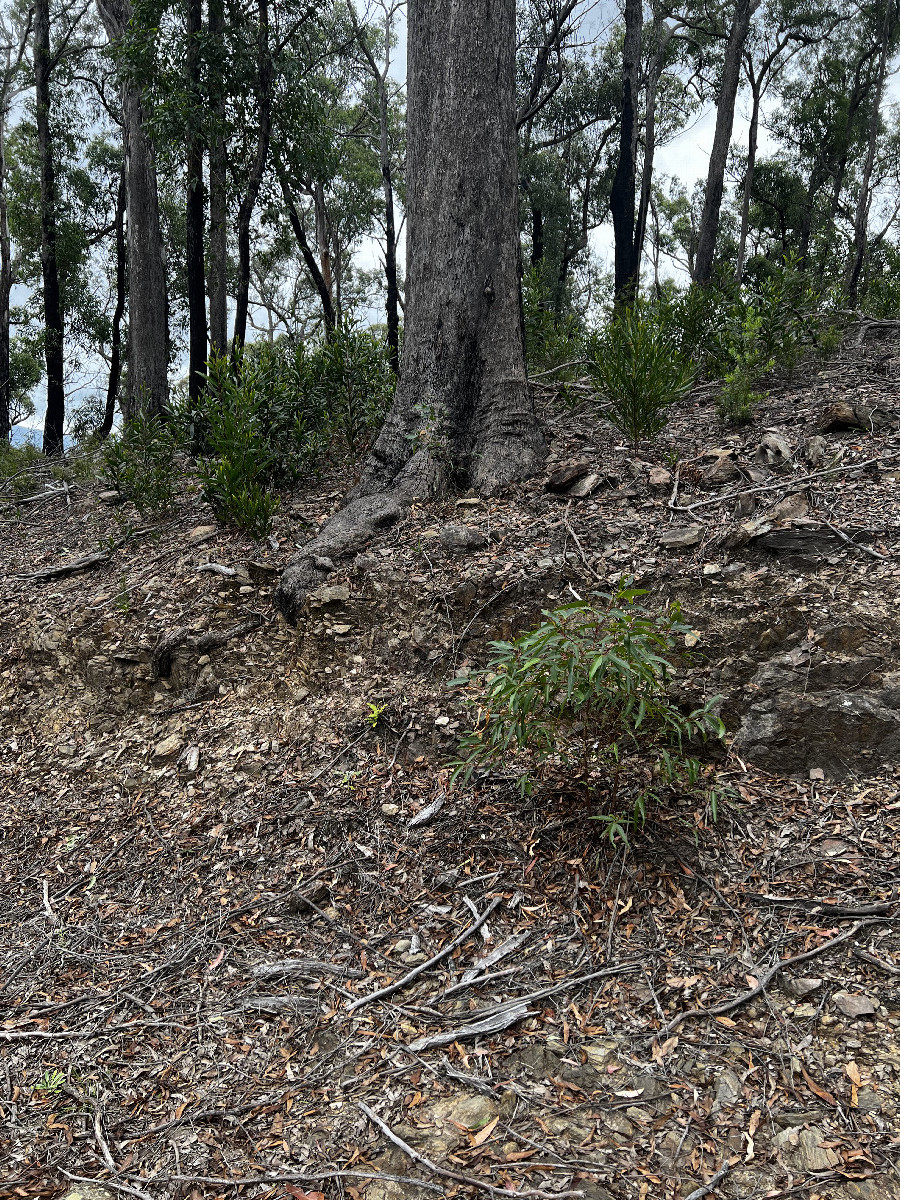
(2, 327, 900, 1200)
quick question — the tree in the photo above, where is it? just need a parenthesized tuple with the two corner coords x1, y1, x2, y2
(185, 0, 205, 399)
(98, 0, 169, 418)
(276, 0, 546, 621)
(693, 0, 763, 284)
(610, 0, 642, 302)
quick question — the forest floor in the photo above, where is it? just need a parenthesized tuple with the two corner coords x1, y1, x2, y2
(2, 327, 900, 1200)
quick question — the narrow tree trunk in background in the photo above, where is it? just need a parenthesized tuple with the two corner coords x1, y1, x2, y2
(378, 68, 399, 374)
(847, 0, 892, 305)
(186, 0, 206, 401)
(35, 0, 65, 455)
(207, 0, 228, 356)
(735, 78, 761, 282)
(280, 174, 336, 335)
(276, 0, 546, 623)
(98, 0, 169, 419)
(694, 0, 761, 285)
(231, 0, 271, 356)
(0, 103, 12, 444)
(610, 0, 642, 304)
(634, 18, 673, 280)
(100, 167, 126, 439)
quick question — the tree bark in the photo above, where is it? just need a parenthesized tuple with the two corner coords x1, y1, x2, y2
(735, 74, 761, 282)
(609, 0, 642, 304)
(280, 173, 336, 335)
(100, 166, 126, 439)
(35, 0, 65, 455)
(97, 0, 169, 419)
(231, 0, 271, 356)
(377, 61, 400, 374)
(0, 85, 12, 444)
(186, 0, 206, 401)
(207, 0, 228, 357)
(276, 0, 545, 622)
(847, 0, 892, 305)
(694, 0, 762, 285)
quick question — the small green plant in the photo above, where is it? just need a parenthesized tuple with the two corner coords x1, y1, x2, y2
(35, 1069, 65, 1096)
(366, 701, 388, 728)
(449, 586, 725, 844)
(717, 306, 773, 424)
(101, 414, 179, 516)
(586, 306, 695, 446)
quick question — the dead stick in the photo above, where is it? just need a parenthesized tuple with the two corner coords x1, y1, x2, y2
(684, 1163, 731, 1200)
(821, 519, 892, 560)
(661, 919, 882, 1035)
(124, 1169, 443, 1194)
(357, 1101, 584, 1199)
(668, 451, 900, 514)
(346, 897, 502, 1012)
(853, 947, 900, 976)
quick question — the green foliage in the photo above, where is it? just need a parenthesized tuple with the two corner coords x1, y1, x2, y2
(449, 587, 726, 845)
(717, 306, 774, 424)
(195, 354, 281, 540)
(101, 414, 179, 516)
(586, 305, 694, 444)
(0, 440, 45, 499)
(521, 266, 584, 373)
(310, 324, 395, 454)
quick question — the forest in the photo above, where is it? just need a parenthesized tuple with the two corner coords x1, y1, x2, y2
(2, 1, 900, 1200)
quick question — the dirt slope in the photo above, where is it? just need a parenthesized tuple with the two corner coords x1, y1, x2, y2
(1, 330, 900, 1200)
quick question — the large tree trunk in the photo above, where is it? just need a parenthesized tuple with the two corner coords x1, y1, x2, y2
(609, 0, 642, 304)
(276, 0, 545, 622)
(694, 0, 761, 285)
(35, 0, 65, 455)
(185, 0, 206, 401)
(207, 0, 228, 357)
(231, 0, 271, 355)
(98, 0, 169, 419)
(100, 167, 126, 439)
(0, 98, 11, 444)
(378, 67, 400, 374)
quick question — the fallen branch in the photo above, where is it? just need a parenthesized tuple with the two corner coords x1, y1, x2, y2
(196, 561, 237, 577)
(821, 519, 892, 560)
(15, 550, 109, 580)
(668, 451, 900, 514)
(469, 959, 643, 1020)
(346, 896, 502, 1012)
(15, 485, 71, 506)
(852, 947, 900, 976)
(125, 1169, 443, 1194)
(745, 895, 894, 917)
(357, 1100, 585, 1199)
(62, 1173, 152, 1200)
(660, 919, 883, 1035)
(684, 1163, 731, 1200)
(407, 1001, 533, 1051)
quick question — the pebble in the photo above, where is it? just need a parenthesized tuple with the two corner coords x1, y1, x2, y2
(381, 803, 400, 816)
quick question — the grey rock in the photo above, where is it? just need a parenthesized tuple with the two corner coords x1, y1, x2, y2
(648, 466, 673, 491)
(785, 977, 823, 998)
(833, 991, 878, 1018)
(659, 524, 703, 550)
(774, 1125, 840, 1171)
(702, 451, 741, 485)
(309, 584, 351, 606)
(711, 1068, 742, 1111)
(440, 524, 487, 551)
(755, 430, 793, 470)
(856, 1087, 881, 1112)
(98, 489, 121, 504)
(546, 458, 592, 491)
(818, 400, 874, 433)
(804, 435, 828, 467)
(567, 471, 602, 497)
(151, 733, 183, 763)
(773, 1109, 823, 1128)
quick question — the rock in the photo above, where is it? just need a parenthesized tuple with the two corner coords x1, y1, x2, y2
(582, 1039, 619, 1071)
(546, 458, 592, 492)
(702, 563, 721, 576)
(856, 1087, 881, 1112)
(755, 431, 793, 471)
(785, 977, 822, 998)
(734, 491, 756, 517)
(818, 401, 874, 433)
(659, 525, 702, 550)
(61, 1188, 118, 1200)
(567, 472, 602, 498)
(752, 523, 848, 557)
(702, 450, 742, 485)
(804, 435, 828, 467)
(775, 1125, 840, 1171)
(603, 1111, 634, 1139)
(314, 555, 335, 571)
(648, 466, 673, 491)
(773, 1109, 824, 1127)
(711, 1068, 742, 1112)
(309, 584, 351, 606)
(182, 745, 200, 776)
(392, 938, 412, 953)
(151, 733, 183, 763)
(809, 767, 825, 781)
(331, 623, 352, 635)
(833, 992, 878, 1018)
(440, 524, 488, 551)
(98, 489, 121, 504)
(684, 631, 701, 648)
(247, 559, 279, 583)
(768, 491, 809, 523)
(381, 803, 400, 816)
(187, 524, 217, 544)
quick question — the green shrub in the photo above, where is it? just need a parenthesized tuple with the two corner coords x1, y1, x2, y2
(522, 266, 584, 373)
(101, 414, 179, 516)
(586, 306, 694, 445)
(717, 306, 773, 424)
(0, 439, 45, 499)
(196, 354, 280, 539)
(449, 586, 726, 845)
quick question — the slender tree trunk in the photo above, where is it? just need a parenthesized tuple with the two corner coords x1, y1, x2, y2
(276, 0, 545, 621)
(0, 100, 11, 444)
(100, 167, 126, 439)
(735, 78, 761, 282)
(847, 0, 892, 305)
(634, 19, 673, 279)
(35, 0, 65, 455)
(694, 0, 761, 285)
(280, 174, 336, 335)
(377, 67, 400, 374)
(98, 0, 169, 419)
(207, 0, 227, 356)
(186, 0, 206, 401)
(231, 0, 271, 356)
(610, 0, 642, 303)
